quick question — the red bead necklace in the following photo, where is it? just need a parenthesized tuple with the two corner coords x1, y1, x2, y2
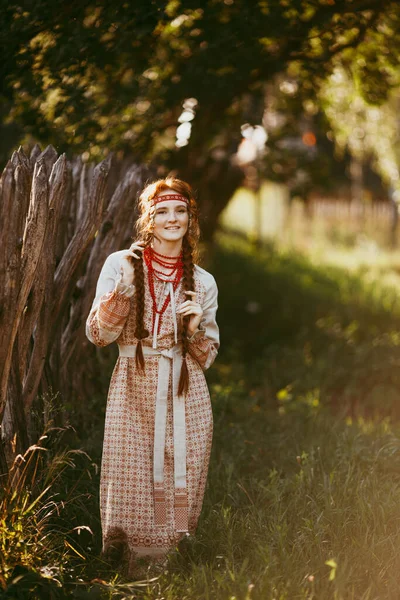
(144, 246, 183, 334)
(152, 248, 181, 261)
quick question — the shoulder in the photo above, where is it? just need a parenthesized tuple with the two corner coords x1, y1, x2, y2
(102, 249, 130, 270)
(194, 264, 218, 292)
(106, 249, 129, 262)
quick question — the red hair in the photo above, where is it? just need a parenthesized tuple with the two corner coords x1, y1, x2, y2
(128, 177, 200, 395)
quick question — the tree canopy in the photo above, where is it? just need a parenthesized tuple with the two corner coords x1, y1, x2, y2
(2, 0, 400, 240)
(1, 0, 398, 162)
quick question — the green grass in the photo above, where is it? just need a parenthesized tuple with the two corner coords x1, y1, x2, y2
(3, 233, 400, 599)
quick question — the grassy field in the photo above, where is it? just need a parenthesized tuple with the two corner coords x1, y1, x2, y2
(3, 232, 400, 599)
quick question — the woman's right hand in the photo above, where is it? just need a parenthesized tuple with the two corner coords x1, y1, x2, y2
(126, 240, 146, 260)
(120, 241, 145, 286)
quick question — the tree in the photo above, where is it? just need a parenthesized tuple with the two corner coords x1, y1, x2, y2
(1, 0, 400, 238)
(321, 68, 400, 193)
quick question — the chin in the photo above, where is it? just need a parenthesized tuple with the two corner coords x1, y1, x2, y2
(162, 231, 184, 239)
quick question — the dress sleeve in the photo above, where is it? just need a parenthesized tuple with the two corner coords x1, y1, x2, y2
(187, 276, 219, 370)
(86, 254, 135, 347)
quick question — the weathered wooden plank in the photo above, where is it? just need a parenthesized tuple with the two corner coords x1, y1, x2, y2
(23, 155, 69, 411)
(37, 145, 58, 179)
(77, 162, 94, 227)
(0, 161, 15, 250)
(60, 163, 149, 368)
(0, 162, 17, 424)
(1, 146, 155, 472)
(0, 160, 49, 423)
(29, 144, 41, 166)
(51, 155, 111, 333)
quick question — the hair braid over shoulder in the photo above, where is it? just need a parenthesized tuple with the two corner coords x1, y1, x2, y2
(129, 176, 200, 380)
(178, 235, 195, 396)
(127, 248, 149, 370)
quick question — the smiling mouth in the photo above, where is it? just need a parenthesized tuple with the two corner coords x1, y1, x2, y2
(165, 227, 180, 230)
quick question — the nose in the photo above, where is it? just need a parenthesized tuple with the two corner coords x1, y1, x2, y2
(167, 212, 178, 222)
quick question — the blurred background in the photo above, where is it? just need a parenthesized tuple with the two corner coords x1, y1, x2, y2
(2, 0, 400, 255)
(4, 2, 400, 598)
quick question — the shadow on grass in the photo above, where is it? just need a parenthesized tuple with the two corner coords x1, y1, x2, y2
(5, 232, 400, 598)
(208, 231, 400, 420)
(212, 231, 400, 360)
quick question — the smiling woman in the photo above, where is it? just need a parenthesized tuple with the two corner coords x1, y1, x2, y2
(153, 196, 190, 244)
(85, 177, 219, 576)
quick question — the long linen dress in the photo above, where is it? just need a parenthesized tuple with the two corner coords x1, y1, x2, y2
(86, 249, 219, 570)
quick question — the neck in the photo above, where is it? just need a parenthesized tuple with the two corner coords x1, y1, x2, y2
(151, 237, 183, 257)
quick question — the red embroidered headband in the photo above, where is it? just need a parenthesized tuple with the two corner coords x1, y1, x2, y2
(151, 193, 189, 206)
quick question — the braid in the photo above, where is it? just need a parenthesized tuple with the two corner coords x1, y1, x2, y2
(178, 236, 195, 396)
(131, 176, 200, 380)
(128, 252, 149, 370)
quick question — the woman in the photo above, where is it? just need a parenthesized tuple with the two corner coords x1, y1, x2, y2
(86, 177, 219, 576)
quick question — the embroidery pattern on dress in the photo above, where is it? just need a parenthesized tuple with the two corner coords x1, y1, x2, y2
(87, 264, 217, 573)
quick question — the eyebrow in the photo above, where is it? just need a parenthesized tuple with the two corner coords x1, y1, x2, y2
(155, 204, 188, 210)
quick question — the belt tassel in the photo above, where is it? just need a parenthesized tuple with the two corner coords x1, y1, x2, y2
(119, 343, 188, 533)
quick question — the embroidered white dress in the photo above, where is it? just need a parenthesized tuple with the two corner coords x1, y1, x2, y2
(86, 250, 219, 571)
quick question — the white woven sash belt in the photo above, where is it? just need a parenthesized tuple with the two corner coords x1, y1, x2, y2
(118, 343, 188, 533)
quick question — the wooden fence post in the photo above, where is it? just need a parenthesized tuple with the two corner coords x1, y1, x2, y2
(0, 145, 153, 474)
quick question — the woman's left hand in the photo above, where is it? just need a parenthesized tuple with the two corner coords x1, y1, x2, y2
(177, 291, 203, 336)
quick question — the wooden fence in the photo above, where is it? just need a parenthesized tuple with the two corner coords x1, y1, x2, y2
(221, 185, 398, 247)
(308, 197, 398, 246)
(310, 198, 395, 221)
(0, 145, 152, 475)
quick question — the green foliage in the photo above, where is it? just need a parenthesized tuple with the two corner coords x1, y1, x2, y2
(159, 388, 400, 599)
(1, 1, 398, 164)
(0, 426, 106, 599)
(320, 63, 400, 191)
(5, 235, 400, 597)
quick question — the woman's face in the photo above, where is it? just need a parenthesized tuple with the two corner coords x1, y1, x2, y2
(152, 190, 189, 244)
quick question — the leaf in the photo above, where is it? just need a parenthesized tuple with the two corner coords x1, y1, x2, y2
(72, 525, 94, 535)
(325, 559, 337, 568)
(23, 485, 51, 515)
(64, 539, 86, 560)
(325, 558, 337, 581)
